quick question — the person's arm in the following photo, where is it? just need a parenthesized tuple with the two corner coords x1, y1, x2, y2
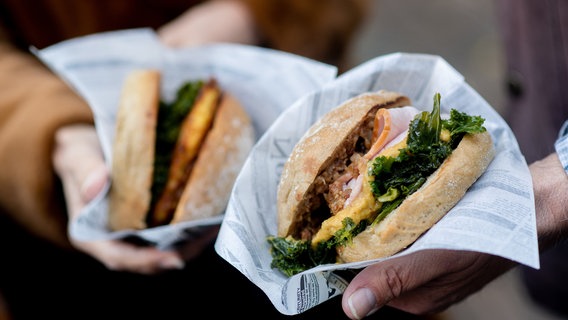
(341, 150, 568, 319)
(0, 41, 93, 248)
(535, 121, 568, 250)
(157, 0, 371, 70)
(157, 0, 260, 48)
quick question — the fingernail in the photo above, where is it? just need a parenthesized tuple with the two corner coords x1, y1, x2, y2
(160, 256, 185, 269)
(348, 288, 379, 319)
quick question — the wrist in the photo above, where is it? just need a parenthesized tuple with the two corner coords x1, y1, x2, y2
(531, 153, 568, 251)
(158, 0, 260, 48)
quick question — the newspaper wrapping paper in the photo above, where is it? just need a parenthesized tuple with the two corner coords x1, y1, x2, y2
(33, 28, 338, 248)
(215, 52, 539, 315)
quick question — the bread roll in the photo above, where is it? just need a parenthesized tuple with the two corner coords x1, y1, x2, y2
(109, 69, 160, 231)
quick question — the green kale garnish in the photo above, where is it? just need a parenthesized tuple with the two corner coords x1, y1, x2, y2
(443, 108, 487, 148)
(267, 236, 335, 278)
(267, 236, 313, 277)
(407, 92, 443, 147)
(268, 218, 367, 277)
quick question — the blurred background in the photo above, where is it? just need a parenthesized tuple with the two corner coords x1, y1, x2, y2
(350, 0, 505, 114)
(348, 1, 563, 320)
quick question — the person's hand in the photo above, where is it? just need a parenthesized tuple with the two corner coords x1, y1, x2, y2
(342, 250, 516, 319)
(157, 0, 259, 48)
(52, 124, 218, 274)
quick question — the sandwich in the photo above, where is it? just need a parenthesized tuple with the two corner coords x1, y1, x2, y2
(267, 90, 494, 276)
(108, 69, 254, 231)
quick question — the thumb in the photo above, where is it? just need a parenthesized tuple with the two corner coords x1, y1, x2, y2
(341, 251, 448, 319)
(53, 125, 109, 220)
(67, 150, 108, 221)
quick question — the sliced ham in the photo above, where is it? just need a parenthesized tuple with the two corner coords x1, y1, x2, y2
(342, 106, 419, 207)
(364, 106, 419, 160)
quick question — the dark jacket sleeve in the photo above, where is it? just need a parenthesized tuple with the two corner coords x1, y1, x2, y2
(496, 0, 568, 162)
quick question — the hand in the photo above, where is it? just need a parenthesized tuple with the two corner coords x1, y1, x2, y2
(342, 250, 516, 319)
(157, 0, 259, 48)
(52, 124, 218, 274)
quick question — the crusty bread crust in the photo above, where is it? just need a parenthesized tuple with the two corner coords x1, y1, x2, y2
(337, 130, 495, 262)
(171, 93, 254, 223)
(108, 69, 160, 231)
(108, 70, 253, 230)
(277, 90, 412, 237)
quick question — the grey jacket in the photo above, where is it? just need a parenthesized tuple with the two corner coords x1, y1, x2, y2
(497, 0, 568, 163)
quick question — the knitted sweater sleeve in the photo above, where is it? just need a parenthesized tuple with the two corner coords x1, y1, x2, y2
(0, 42, 93, 248)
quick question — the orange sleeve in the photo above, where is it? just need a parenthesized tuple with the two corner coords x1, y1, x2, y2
(242, 0, 371, 71)
(0, 42, 94, 248)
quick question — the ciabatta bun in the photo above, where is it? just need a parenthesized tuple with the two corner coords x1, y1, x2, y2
(109, 69, 160, 231)
(108, 70, 254, 231)
(277, 91, 411, 237)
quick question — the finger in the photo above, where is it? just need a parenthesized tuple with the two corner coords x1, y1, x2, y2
(73, 239, 185, 274)
(79, 164, 109, 202)
(342, 250, 463, 319)
(157, 0, 256, 47)
(53, 125, 108, 219)
(386, 251, 516, 313)
(63, 164, 108, 220)
(175, 225, 220, 261)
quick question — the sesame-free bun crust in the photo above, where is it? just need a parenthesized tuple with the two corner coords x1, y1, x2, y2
(171, 93, 254, 223)
(337, 130, 494, 262)
(108, 69, 160, 231)
(277, 90, 412, 237)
